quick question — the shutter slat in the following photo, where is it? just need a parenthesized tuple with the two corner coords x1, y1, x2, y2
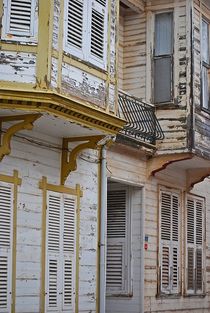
(90, 9, 104, 59)
(48, 258, 58, 308)
(63, 197, 75, 253)
(0, 185, 12, 248)
(0, 256, 8, 309)
(63, 259, 73, 306)
(187, 247, 194, 290)
(161, 192, 171, 241)
(187, 199, 194, 244)
(8, 0, 32, 35)
(106, 244, 123, 290)
(48, 195, 61, 252)
(67, 0, 83, 49)
(196, 249, 202, 291)
(161, 246, 170, 290)
(107, 190, 126, 238)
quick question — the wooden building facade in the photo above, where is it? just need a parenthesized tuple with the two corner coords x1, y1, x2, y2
(1, 0, 210, 313)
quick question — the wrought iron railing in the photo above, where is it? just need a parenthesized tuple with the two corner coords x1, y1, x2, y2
(118, 91, 164, 145)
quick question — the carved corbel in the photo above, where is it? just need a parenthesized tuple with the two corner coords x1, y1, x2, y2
(0, 114, 42, 161)
(147, 152, 193, 178)
(61, 135, 105, 185)
(186, 168, 210, 191)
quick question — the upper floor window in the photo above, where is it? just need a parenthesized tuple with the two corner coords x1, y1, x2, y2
(153, 12, 174, 104)
(1, 0, 37, 41)
(64, 0, 108, 70)
(201, 19, 210, 111)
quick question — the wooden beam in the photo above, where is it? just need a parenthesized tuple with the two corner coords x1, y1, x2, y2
(121, 0, 145, 12)
(186, 168, 210, 191)
(147, 153, 193, 178)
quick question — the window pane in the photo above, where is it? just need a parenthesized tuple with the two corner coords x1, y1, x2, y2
(202, 20, 209, 63)
(154, 13, 173, 56)
(154, 57, 172, 103)
(202, 66, 210, 109)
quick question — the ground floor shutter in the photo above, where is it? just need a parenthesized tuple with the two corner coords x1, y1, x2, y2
(106, 185, 130, 295)
(186, 196, 204, 294)
(160, 190, 180, 294)
(0, 182, 13, 313)
(46, 191, 76, 313)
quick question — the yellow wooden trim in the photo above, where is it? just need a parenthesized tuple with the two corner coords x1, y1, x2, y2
(0, 0, 3, 20)
(57, 0, 65, 89)
(40, 176, 47, 313)
(0, 170, 22, 313)
(0, 81, 35, 90)
(96, 148, 102, 313)
(0, 90, 126, 134)
(105, 0, 112, 112)
(39, 179, 83, 197)
(0, 172, 22, 185)
(61, 136, 104, 185)
(36, 0, 51, 88)
(47, 0, 54, 83)
(0, 42, 37, 53)
(75, 184, 81, 313)
(0, 114, 42, 161)
(114, 0, 120, 114)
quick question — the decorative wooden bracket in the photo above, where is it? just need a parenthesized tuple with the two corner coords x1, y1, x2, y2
(147, 152, 193, 178)
(0, 114, 42, 161)
(61, 135, 105, 185)
(186, 168, 210, 191)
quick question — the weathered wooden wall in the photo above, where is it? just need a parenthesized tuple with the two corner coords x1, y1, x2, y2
(193, 0, 210, 159)
(107, 143, 210, 313)
(0, 128, 99, 313)
(0, 0, 117, 111)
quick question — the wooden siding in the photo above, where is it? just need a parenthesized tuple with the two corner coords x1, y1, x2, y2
(0, 128, 99, 313)
(107, 144, 210, 313)
(193, 1, 210, 159)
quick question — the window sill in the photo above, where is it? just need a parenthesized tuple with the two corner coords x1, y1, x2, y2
(183, 293, 206, 298)
(154, 101, 179, 109)
(106, 292, 133, 298)
(63, 51, 108, 74)
(156, 293, 181, 299)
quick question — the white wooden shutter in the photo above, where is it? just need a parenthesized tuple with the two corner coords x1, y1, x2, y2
(160, 190, 180, 294)
(47, 194, 61, 311)
(62, 196, 75, 311)
(89, 0, 107, 68)
(65, 0, 85, 59)
(186, 196, 204, 294)
(106, 187, 130, 295)
(46, 192, 76, 313)
(3, 0, 35, 37)
(0, 183, 13, 313)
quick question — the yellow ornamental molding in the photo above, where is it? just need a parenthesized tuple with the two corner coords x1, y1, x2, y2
(61, 135, 105, 185)
(0, 113, 42, 161)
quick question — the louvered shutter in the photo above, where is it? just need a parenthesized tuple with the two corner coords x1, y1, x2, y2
(62, 196, 75, 311)
(106, 187, 129, 294)
(186, 196, 204, 294)
(0, 183, 13, 313)
(46, 192, 76, 313)
(4, 0, 35, 37)
(46, 193, 61, 311)
(89, 0, 107, 68)
(65, 0, 85, 59)
(160, 190, 180, 294)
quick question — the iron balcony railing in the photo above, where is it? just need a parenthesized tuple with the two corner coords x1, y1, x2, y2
(118, 91, 164, 145)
